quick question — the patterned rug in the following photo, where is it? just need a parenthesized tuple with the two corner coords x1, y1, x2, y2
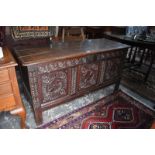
(39, 91, 155, 129)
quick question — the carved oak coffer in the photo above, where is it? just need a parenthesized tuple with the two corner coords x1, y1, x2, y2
(13, 38, 129, 125)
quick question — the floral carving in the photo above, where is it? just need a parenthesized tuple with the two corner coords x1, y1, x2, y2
(104, 58, 120, 81)
(41, 70, 68, 103)
(79, 63, 99, 89)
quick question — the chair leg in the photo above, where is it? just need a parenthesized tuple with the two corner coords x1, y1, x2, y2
(138, 48, 147, 66)
(144, 50, 154, 82)
(62, 27, 65, 42)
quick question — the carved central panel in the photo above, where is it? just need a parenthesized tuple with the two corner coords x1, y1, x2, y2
(79, 63, 99, 90)
(104, 58, 120, 81)
(41, 70, 68, 103)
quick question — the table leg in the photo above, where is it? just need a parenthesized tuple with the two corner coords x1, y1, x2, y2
(131, 47, 138, 64)
(138, 48, 146, 66)
(127, 47, 133, 62)
(144, 50, 154, 82)
(33, 106, 43, 126)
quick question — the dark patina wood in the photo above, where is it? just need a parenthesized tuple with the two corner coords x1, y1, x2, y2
(12, 38, 129, 125)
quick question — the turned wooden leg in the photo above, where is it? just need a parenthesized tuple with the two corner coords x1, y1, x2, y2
(10, 106, 26, 129)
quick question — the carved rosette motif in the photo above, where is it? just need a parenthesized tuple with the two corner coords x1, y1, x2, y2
(79, 63, 99, 89)
(104, 58, 121, 81)
(41, 70, 68, 103)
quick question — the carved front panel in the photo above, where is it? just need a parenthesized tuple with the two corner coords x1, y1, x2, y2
(40, 70, 68, 103)
(79, 63, 99, 90)
(104, 58, 121, 81)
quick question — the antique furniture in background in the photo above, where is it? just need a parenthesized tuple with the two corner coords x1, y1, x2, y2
(11, 26, 56, 40)
(85, 26, 122, 39)
(5, 26, 58, 49)
(110, 26, 126, 35)
(61, 26, 85, 42)
(0, 47, 26, 128)
(104, 32, 155, 82)
(12, 38, 129, 125)
(85, 26, 104, 39)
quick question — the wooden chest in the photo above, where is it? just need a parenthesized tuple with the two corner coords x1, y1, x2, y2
(0, 47, 26, 128)
(13, 38, 129, 125)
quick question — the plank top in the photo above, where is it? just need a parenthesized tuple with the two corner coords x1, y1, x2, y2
(13, 38, 129, 66)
